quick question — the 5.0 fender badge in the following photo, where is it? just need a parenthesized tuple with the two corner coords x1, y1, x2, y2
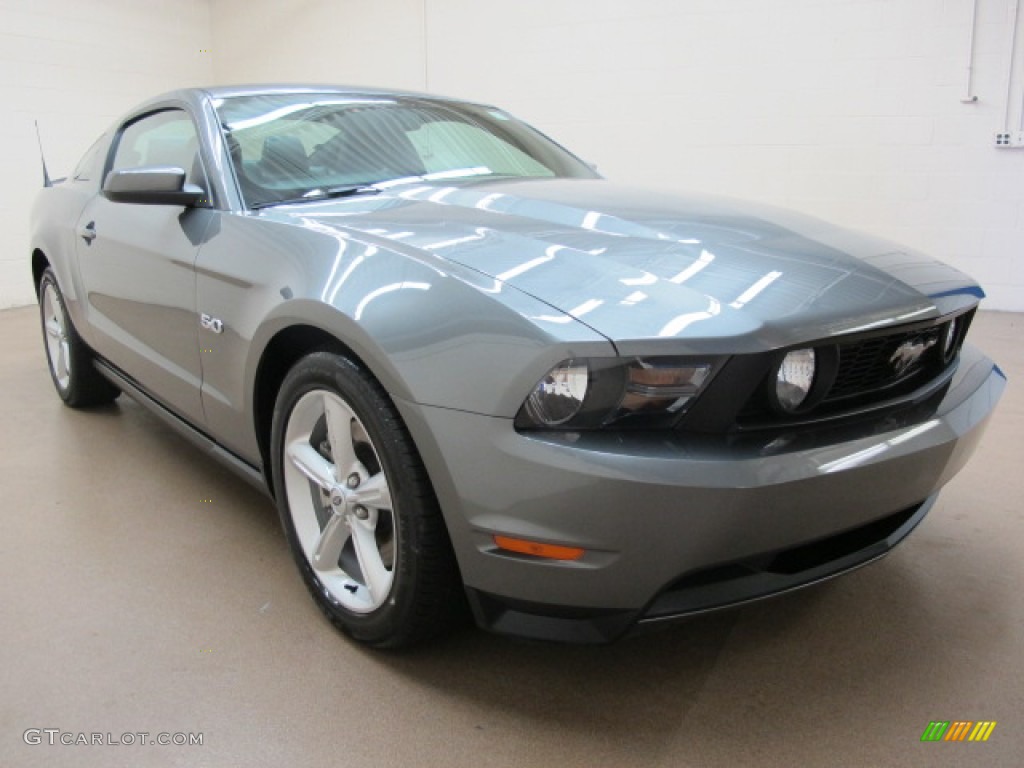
(200, 313, 224, 334)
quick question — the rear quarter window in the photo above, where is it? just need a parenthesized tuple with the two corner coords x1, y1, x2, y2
(72, 135, 108, 183)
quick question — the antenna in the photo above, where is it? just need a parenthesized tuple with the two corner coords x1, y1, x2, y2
(34, 120, 53, 188)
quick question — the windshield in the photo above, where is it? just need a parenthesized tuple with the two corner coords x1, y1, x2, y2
(213, 92, 599, 208)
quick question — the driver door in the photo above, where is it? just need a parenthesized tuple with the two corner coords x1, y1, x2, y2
(76, 108, 215, 424)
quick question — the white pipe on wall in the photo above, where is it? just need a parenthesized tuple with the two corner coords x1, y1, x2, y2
(422, 0, 431, 91)
(1004, 0, 1021, 130)
(962, 0, 980, 102)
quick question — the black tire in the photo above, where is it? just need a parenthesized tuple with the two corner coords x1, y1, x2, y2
(270, 351, 462, 648)
(38, 267, 119, 408)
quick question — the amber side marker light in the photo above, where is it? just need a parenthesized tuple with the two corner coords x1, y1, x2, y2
(493, 535, 585, 561)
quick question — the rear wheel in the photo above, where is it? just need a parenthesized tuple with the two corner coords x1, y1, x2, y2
(270, 351, 461, 648)
(38, 268, 119, 407)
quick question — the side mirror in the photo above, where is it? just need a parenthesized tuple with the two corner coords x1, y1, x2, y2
(103, 166, 207, 207)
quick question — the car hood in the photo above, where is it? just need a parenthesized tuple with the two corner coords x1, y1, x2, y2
(270, 178, 981, 352)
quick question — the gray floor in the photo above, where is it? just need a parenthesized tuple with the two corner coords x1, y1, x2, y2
(1, 305, 1021, 768)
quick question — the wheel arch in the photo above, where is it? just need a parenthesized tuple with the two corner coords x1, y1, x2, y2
(251, 320, 415, 499)
(31, 249, 50, 297)
(253, 324, 341, 497)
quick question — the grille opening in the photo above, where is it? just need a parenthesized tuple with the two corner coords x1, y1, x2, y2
(762, 506, 916, 574)
(665, 504, 919, 593)
(642, 502, 928, 621)
(737, 310, 973, 428)
(826, 326, 944, 402)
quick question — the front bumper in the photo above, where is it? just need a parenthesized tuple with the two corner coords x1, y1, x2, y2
(397, 344, 1004, 643)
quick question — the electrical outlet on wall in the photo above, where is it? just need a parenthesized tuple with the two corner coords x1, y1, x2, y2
(994, 131, 1024, 148)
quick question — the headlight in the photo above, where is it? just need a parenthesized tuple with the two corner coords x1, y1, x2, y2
(942, 316, 959, 362)
(616, 360, 710, 420)
(774, 348, 816, 412)
(522, 359, 589, 426)
(516, 357, 716, 430)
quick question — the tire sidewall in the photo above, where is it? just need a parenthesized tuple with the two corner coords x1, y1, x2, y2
(270, 352, 425, 645)
(39, 269, 73, 402)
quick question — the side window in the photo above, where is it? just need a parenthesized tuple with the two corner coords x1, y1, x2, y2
(111, 110, 207, 189)
(72, 135, 107, 183)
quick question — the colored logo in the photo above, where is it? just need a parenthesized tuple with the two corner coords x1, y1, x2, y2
(921, 721, 996, 742)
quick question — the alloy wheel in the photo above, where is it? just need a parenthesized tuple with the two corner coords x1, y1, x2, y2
(42, 281, 71, 390)
(282, 388, 396, 613)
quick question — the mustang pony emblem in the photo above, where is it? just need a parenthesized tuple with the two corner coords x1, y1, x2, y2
(889, 336, 937, 376)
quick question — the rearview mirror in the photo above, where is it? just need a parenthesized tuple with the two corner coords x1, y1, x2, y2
(103, 166, 207, 207)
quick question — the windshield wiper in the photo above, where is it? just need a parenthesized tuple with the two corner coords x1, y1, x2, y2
(250, 184, 381, 210)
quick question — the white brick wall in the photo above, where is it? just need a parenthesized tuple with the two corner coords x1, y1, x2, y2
(0, 0, 212, 308)
(6, 1, 1022, 310)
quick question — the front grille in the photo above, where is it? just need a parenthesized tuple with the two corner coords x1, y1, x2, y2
(726, 309, 974, 430)
(826, 325, 944, 402)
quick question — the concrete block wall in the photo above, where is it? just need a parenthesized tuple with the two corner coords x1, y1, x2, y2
(0, 0, 212, 308)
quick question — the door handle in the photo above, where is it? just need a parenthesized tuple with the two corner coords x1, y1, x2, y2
(77, 221, 97, 244)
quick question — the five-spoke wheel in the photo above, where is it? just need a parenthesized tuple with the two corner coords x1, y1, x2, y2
(37, 267, 119, 407)
(271, 351, 461, 647)
(41, 278, 71, 391)
(283, 389, 396, 613)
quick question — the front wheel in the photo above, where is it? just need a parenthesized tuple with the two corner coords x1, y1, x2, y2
(38, 268, 119, 407)
(270, 352, 462, 648)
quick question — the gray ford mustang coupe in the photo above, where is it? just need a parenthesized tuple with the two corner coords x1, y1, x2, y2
(30, 85, 1004, 647)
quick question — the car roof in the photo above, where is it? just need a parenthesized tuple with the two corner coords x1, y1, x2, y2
(105, 84, 497, 156)
(145, 83, 475, 107)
